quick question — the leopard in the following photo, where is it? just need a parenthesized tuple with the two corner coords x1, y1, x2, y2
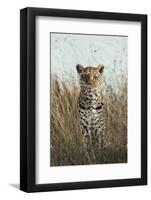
(76, 64, 106, 151)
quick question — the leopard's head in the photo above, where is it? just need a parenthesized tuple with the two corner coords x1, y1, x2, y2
(76, 64, 104, 87)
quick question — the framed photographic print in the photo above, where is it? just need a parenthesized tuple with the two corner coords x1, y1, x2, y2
(20, 7, 147, 192)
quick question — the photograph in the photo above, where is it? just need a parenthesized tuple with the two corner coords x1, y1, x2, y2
(50, 32, 128, 166)
(20, 7, 147, 192)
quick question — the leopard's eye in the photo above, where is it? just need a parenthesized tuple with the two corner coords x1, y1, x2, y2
(81, 73, 87, 78)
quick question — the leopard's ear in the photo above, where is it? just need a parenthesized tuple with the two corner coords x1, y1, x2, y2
(76, 64, 84, 73)
(97, 64, 104, 74)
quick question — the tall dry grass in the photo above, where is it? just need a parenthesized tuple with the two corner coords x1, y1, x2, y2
(50, 76, 127, 166)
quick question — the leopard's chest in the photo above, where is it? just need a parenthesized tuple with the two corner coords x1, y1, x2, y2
(79, 107, 102, 125)
(78, 90, 101, 108)
(78, 89, 103, 129)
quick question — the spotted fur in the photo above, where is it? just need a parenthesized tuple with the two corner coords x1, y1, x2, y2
(76, 64, 105, 150)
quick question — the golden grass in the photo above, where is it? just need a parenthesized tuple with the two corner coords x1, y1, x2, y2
(50, 77, 127, 166)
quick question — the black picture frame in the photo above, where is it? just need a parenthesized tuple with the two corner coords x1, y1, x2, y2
(20, 7, 147, 192)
